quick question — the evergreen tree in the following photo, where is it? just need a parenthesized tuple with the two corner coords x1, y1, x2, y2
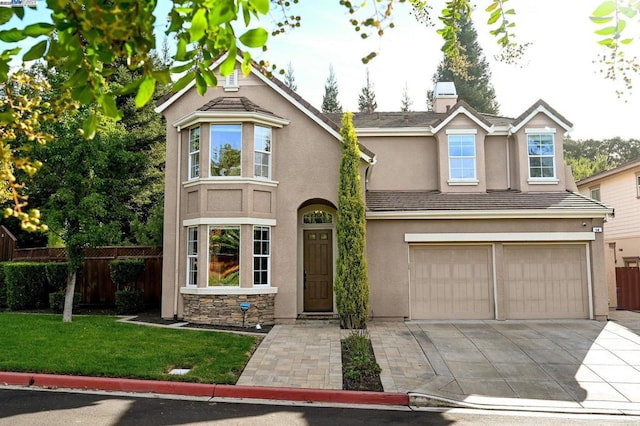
(400, 82, 413, 112)
(432, 11, 499, 114)
(335, 113, 369, 330)
(284, 61, 297, 91)
(321, 65, 342, 113)
(357, 69, 378, 113)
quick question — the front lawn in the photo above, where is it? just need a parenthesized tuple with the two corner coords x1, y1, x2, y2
(0, 313, 259, 384)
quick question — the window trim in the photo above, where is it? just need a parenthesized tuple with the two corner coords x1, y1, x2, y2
(210, 123, 242, 178)
(186, 226, 198, 287)
(208, 225, 241, 287)
(589, 186, 601, 201)
(636, 174, 640, 198)
(188, 126, 200, 180)
(253, 226, 270, 287)
(526, 133, 557, 182)
(224, 70, 239, 91)
(447, 132, 478, 184)
(254, 125, 272, 180)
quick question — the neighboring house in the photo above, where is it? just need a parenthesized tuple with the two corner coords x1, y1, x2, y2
(155, 56, 612, 326)
(577, 158, 640, 308)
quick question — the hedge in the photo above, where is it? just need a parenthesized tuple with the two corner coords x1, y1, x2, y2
(4, 262, 50, 310)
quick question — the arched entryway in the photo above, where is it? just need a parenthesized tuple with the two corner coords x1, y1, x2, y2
(298, 200, 337, 313)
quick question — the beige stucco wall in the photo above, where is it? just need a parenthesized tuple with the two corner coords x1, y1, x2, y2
(366, 217, 609, 320)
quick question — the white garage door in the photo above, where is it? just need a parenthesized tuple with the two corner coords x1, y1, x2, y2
(504, 244, 589, 319)
(409, 245, 494, 320)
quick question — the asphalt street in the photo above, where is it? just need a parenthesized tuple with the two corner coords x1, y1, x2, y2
(1, 388, 639, 426)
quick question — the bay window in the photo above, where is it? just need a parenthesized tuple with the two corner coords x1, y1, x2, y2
(254, 125, 272, 179)
(210, 124, 242, 177)
(253, 226, 270, 286)
(188, 127, 200, 179)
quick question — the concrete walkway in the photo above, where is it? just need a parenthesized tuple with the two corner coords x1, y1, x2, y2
(237, 310, 640, 414)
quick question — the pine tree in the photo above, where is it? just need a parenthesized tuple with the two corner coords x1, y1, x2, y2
(400, 82, 413, 112)
(284, 61, 297, 91)
(321, 65, 342, 113)
(357, 69, 377, 113)
(335, 113, 369, 330)
(432, 12, 499, 114)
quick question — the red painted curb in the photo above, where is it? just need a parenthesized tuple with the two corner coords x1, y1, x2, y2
(0, 372, 408, 406)
(215, 384, 409, 406)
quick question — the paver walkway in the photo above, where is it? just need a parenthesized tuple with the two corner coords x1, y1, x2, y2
(238, 311, 640, 412)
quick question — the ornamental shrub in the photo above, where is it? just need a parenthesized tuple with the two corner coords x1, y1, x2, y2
(335, 113, 369, 329)
(0, 263, 7, 308)
(109, 259, 145, 290)
(115, 289, 144, 315)
(45, 262, 69, 291)
(4, 262, 49, 310)
(49, 291, 80, 313)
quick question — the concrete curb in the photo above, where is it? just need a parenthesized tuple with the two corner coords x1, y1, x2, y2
(0, 372, 408, 407)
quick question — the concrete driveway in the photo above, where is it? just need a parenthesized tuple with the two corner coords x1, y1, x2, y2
(238, 311, 640, 413)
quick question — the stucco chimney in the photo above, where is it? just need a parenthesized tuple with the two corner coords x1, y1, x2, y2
(433, 82, 458, 113)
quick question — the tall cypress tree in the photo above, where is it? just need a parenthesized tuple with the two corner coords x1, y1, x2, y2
(335, 113, 369, 330)
(400, 82, 413, 112)
(357, 69, 377, 113)
(283, 61, 297, 91)
(321, 65, 342, 113)
(433, 12, 499, 114)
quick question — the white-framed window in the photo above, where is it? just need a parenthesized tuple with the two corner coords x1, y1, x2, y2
(254, 125, 271, 179)
(188, 126, 200, 179)
(210, 124, 242, 177)
(208, 226, 240, 286)
(253, 226, 270, 286)
(448, 134, 476, 180)
(224, 70, 239, 91)
(527, 134, 555, 179)
(590, 187, 601, 201)
(187, 226, 198, 287)
(636, 175, 640, 198)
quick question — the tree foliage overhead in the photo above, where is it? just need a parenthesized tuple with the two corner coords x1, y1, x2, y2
(431, 10, 499, 114)
(358, 69, 378, 113)
(335, 112, 369, 330)
(321, 65, 342, 113)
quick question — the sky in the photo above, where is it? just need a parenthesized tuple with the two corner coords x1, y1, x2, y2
(3, 0, 639, 140)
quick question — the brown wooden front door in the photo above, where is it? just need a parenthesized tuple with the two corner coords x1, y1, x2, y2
(303, 229, 333, 312)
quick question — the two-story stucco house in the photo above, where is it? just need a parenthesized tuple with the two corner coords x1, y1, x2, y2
(577, 158, 640, 309)
(155, 55, 612, 326)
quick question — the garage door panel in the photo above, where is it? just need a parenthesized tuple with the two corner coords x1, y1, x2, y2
(504, 245, 588, 319)
(410, 245, 494, 320)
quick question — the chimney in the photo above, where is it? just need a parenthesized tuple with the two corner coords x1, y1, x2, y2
(433, 82, 457, 113)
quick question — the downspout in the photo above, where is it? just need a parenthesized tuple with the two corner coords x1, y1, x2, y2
(173, 126, 182, 319)
(506, 133, 511, 189)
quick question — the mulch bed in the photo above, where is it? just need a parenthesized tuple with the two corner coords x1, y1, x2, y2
(341, 336, 384, 392)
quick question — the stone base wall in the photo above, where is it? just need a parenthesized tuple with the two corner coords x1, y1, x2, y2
(182, 293, 275, 327)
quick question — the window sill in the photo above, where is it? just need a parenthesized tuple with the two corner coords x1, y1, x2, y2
(528, 178, 559, 185)
(181, 286, 278, 295)
(447, 179, 479, 186)
(183, 177, 279, 188)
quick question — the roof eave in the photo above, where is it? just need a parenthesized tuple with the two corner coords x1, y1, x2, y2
(366, 208, 614, 220)
(173, 110, 290, 129)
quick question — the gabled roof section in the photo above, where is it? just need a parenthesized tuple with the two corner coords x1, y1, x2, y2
(198, 96, 282, 116)
(576, 157, 640, 186)
(510, 99, 573, 133)
(429, 100, 494, 133)
(155, 53, 375, 163)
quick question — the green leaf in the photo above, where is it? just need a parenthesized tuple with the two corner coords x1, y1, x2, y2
(171, 70, 195, 93)
(71, 84, 94, 105)
(152, 68, 172, 85)
(170, 62, 193, 74)
(209, 0, 236, 26)
(595, 26, 617, 35)
(22, 22, 53, 37)
(99, 95, 121, 120)
(619, 7, 637, 18)
(195, 72, 206, 96)
(0, 28, 26, 43)
(82, 113, 98, 140)
(135, 76, 156, 108)
(200, 67, 217, 86)
(249, 0, 269, 14)
(220, 45, 237, 76)
(620, 38, 633, 45)
(592, 1, 616, 17)
(485, 2, 498, 12)
(22, 39, 47, 61)
(238, 28, 268, 48)
(590, 16, 613, 24)
(0, 8, 14, 25)
(487, 9, 501, 25)
(190, 8, 207, 42)
(0, 110, 15, 123)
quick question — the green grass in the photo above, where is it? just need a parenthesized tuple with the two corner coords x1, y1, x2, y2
(0, 313, 259, 384)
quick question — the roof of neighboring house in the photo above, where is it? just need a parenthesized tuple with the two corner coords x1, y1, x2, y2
(576, 157, 640, 186)
(366, 190, 612, 214)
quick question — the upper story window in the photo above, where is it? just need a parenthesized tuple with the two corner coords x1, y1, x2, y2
(209, 226, 240, 286)
(527, 134, 555, 179)
(188, 127, 200, 180)
(637, 175, 640, 198)
(448, 134, 476, 181)
(254, 125, 272, 179)
(590, 187, 601, 201)
(210, 124, 242, 177)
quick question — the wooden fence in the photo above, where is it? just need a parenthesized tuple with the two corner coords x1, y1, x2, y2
(616, 267, 640, 311)
(10, 245, 163, 306)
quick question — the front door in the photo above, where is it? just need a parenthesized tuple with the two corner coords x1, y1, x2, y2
(303, 229, 333, 312)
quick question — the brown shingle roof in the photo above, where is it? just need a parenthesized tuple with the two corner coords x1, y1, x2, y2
(511, 99, 573, 129)
(366, 190, 610, 212)
(197, 96, 284, 118)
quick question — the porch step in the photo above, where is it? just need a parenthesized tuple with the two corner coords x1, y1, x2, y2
(296, 313, 339, 325)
